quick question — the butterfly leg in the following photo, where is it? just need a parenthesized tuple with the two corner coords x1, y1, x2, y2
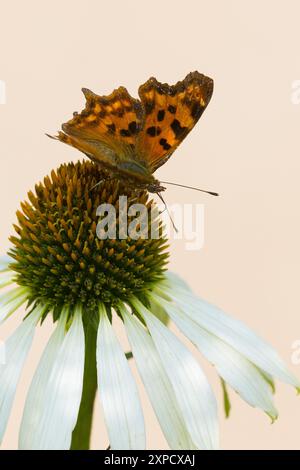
(156, 192, 178, 233)
(90, 179, 106, 192)
(159, 207, 167, 215)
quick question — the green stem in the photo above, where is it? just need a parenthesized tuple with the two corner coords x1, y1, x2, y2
(70, 319, 98, 450)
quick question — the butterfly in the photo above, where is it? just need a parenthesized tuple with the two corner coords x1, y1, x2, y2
(49, 71, 213, 194)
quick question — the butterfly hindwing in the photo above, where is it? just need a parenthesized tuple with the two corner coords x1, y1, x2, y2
(136, 71, 213, 172)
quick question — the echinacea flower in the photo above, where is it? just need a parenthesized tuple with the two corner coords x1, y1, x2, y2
(0, 160, 299, 450)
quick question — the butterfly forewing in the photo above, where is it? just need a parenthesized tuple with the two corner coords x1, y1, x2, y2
(136, 71, 213, 172)
(58, 86, 144, 167)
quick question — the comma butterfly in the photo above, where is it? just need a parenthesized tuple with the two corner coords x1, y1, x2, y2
(49, 71, 213, 194)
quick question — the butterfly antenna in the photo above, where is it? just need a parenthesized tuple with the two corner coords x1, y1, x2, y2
(156, 192, 178, 233)
(160, 181, 219, 196)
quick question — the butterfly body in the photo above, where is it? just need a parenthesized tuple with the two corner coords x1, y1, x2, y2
(51, 71, 213, 193)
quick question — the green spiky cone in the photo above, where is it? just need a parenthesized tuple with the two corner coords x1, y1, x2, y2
(9, 160, 169, 321)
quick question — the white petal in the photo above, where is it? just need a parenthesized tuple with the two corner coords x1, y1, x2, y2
(0, 287, 23, 307)
(0, 306, 41, 443)
(0, 255, 12, 273)
(163, 278, 300, 389)
(148, 298, 170, 326)
(259, 370, 275, 393)
(97, 305, 145, 450)
(0, 287, 28, 324)
(153, 294, 278, 419)
(19, 312, 67, 449)
(121, 305, 195, 450)
(0, 272, 14, 289)
(33, 307, 85, 450)
(132, 298, 219, 450)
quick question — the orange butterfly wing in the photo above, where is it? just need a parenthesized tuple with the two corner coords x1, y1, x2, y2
(53, 72, 213, 184)
(56, 86, 145, 171)
(136, 71, 213, 172)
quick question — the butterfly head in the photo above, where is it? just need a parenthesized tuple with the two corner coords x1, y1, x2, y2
(145, 181, 166, 194)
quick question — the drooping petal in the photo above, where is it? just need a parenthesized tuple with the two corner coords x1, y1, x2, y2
(162, 276, 300, 389)
(0, 287, 28, 324)
(32, 307, 85, 450)
(0, 306, 41, 443)
(121, 305, 195, 449)
(132, 298, 219, 450)
(19, 312, 67, 449)
(153, 293, 278, 419)
(97, 304, 145, 450)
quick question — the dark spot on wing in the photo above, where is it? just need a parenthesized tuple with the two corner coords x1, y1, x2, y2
(147, 126, 162, 137)
(157, 109, 165, 121)
(168, 105, 177, 114)
(147, 126, 156, 137)
(171, 119, 188, 139)
(191, 102, 204, 119)
(159, 138, 171, 151)
(128, 121, 138, 134)
(107, 123, 116, 133)
(120, 129, 131, 137)
(144, 101, 155, 115)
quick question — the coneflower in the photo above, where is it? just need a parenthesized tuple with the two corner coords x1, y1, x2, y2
(0, 160, 299, 450)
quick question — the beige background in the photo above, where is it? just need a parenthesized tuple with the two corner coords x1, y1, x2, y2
(1, 0, 300, 450)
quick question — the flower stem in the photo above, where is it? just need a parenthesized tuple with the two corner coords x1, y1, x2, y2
(70, 319, 98, 450)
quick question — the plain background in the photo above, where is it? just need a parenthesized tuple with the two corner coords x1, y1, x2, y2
(1, 0, 300, 450)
